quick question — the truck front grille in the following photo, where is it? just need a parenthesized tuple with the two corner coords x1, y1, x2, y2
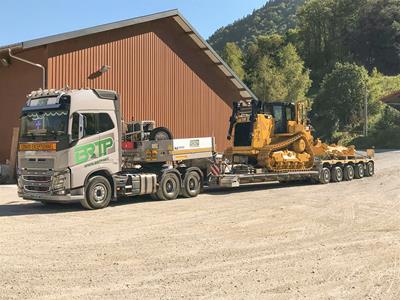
(20, 170, 53, 194)
(24, 186, 51, 193)
(22, 175, 52, 182)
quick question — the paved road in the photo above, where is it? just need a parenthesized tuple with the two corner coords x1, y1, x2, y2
(1, 151, 400, 299)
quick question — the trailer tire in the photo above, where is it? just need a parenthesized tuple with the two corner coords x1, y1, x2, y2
(343, 165, 355, 181)
(331, 166, 343, 183)
(354, 163, 365, 179)
(84, 176, 112, 209)
(156, 172, 181, 201)
(365, 161, 374, 177)
(149, 127, 173, 141)
(182, 171, 201, 198)
(319, 167, 331, 184)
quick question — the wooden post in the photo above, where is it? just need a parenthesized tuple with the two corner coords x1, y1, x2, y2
(9, 127, 19, 180)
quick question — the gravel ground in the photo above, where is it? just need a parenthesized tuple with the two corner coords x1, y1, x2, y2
(1, 151, 399, 299)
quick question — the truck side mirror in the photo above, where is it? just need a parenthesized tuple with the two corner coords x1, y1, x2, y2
(78, 114, 85, 140)
(71, 112, 85, 143)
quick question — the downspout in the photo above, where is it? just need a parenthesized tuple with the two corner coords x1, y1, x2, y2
(8, 48, 46, 89)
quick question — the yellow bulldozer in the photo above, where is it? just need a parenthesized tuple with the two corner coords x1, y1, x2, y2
(225, 100, 360, 173)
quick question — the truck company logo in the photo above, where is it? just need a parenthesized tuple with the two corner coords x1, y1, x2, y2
(74, 137, 114, 165)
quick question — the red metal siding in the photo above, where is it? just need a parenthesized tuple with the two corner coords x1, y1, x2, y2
(47, 28, 235, 151)
(0, 47, 47, 163)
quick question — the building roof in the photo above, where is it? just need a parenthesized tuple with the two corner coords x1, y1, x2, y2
(0, 9, 257, 101)
(380, 91, 400, 111)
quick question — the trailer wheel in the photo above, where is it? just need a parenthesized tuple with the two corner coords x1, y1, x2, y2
(365, 161, 374, 177)
(182, 171, 201, 198)
(343, 165, 355, 181)
(354, 163, 365, 179)
(156, 172, 181, 200)
(84, 176, 112, 209)
(319, 167, 331, 184)
(331, 166, 343, 183)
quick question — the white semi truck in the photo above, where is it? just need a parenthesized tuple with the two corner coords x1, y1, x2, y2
(17, 88, 374, 209)
(17, 88, 215, 209)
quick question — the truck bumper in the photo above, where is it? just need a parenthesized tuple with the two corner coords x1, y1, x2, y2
(18, 191, 84, 203)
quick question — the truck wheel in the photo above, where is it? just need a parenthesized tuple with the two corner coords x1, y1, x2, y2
(354, 163, 365, 179)
(149, 127, 173, 141)
(84, 176, 112, 209)
(182, 171, 201, 198)
(156, 172, 181, 200)
(365, 161, 374, 177)
(331, 166, 343, 183)
(319, 167, 331, 184)
(343, 165, 354, 181)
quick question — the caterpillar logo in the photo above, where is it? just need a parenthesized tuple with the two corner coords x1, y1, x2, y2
(74, 137, 114, 165)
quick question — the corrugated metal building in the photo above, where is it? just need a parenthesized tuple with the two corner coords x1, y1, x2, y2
(0, 10, 256, 163)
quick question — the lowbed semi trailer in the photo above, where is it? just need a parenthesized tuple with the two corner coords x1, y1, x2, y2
(17, 89, 374, 209)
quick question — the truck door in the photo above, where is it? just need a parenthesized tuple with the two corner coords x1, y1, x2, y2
(69, 112, 119, 190)
(94, 112, 119, 174)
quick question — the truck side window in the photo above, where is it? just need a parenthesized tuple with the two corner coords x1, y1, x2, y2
(81, 113, 114, 137)
(98, 113, 114, 132)
(71, 113, 79, 140)
(83, 113, 97, 136)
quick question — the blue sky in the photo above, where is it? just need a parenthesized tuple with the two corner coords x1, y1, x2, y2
(0, 0, 266, 46)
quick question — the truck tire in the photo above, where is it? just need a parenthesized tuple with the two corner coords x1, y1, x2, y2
(354, 163, 365, 179)
(182, 171, 201, 198)
(149, 127, 173, 141)
(365, 161, 374, 177)
(84, 176, 112, 209)
(156, 172, 181, 201)
(331, 166, 343, 183)
(343, 165, 354, 181)
(319, 167, 331, 184)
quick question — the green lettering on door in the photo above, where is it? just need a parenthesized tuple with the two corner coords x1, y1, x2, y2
(74, 137, 114, 165)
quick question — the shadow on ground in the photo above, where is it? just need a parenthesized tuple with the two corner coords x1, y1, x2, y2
(0, 181, 314, 217)
(0, 195, 157, 218)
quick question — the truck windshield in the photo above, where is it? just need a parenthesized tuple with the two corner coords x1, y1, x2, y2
(20, 110, 69, 139)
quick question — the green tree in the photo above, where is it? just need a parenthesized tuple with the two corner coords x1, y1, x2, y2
(279, 44, 311, 102)
(208, 0, 306, 52)
(251, 56, 287, 101)
(246, 36, 311, 102)
(297, 0, 365, 83)
(311, 62, 369, 140)
(349, 0, 400, 75)
(221, 42, 245, 80)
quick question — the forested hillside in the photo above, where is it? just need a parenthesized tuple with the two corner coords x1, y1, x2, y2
(211, 0, 400, 148)
(208, 0, 305, 52)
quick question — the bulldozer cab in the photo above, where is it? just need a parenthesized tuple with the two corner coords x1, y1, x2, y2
(261, 102, 296, 134)
(227, 100, 309, 146)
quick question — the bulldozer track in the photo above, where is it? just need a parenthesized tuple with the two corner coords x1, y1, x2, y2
(259, 133, 315, 173)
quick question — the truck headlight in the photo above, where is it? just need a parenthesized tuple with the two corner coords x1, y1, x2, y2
(52, 169, 70, 192)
